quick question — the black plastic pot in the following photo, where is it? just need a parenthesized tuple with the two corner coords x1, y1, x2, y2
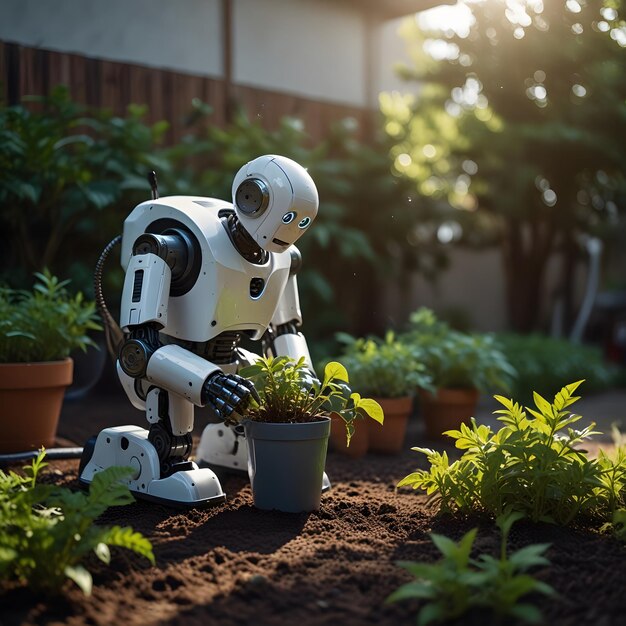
(244, 416, 331, 512)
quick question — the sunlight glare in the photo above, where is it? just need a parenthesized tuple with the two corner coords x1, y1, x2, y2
(417, 1, 476, 38)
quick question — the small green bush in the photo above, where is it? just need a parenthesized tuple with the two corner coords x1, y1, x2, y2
(398, 380, 626, 525)
(387, 512, 554, 626)
(0, 450, 154, 595)
(336, 331, 432, 398)
(402, 308, 516, 393)
(0, 271, 100, 363)
(239, 356, 384, 444)
(496, 333, 620, 404)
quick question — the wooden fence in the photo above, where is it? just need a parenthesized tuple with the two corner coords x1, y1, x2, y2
(0, 40, 372, 145)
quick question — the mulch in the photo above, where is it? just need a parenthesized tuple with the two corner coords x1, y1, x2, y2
(2, 387, 626, 626)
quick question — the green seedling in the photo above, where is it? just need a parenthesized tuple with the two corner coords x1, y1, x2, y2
(239, 356, 384, 445)
(387, 511, 554, 625)
(0, 450, 154, 595)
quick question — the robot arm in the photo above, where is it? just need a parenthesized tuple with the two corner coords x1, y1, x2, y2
(118, 232, 257, 421)
(265, 247, 313, 369)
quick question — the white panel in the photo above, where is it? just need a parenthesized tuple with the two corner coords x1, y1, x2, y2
(234, 0, 366, 106)
(0, 0, 223, 77)
(373, 16, 422, 102)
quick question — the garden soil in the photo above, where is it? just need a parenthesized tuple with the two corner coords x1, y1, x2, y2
(2, 389, 626, 626)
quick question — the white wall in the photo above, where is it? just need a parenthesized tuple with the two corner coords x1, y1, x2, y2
(0, 0, 417, 108)
(234, 0, 366, 106)
(404, 248, 509, 332)
(373, 16, 419, 98)
(0, 0, 223, 77)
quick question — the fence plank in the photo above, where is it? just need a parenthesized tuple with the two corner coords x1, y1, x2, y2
(0, 40, 372, 143)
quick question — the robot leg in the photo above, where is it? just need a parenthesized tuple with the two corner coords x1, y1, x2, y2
(79, 387, 226, 508)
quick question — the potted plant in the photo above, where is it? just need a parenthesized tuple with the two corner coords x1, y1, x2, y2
(334, 332, 433, 455)
(403, 308, 515, 439)
(237, 356, 383, 512)
(0, 271, 101, 453)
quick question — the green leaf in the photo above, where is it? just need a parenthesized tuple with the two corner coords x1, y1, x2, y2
(532, 391, 553, 417)
(94, 542, 111, 564)
(64, 564, 93, 595)
(417, 603, 445, 626)
(386, 581, 435, 603)
(99, 526, 155, 565)
(430, 532, 461, 558)
(509, 603, 544, 624)
(355, 398, 384, 424)
(323, 361, 349, 385)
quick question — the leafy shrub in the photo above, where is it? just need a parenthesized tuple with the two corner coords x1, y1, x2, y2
(387, 512, 554, 626)
(402, 308, 515, 392)
(239, 356, 383, 444)
(496, 333, 620, 404)
(0, 271, 100, 363)
(0, 87, 170, 292)
(0, 450, 154, 595)
(398, 381, 626, 525)
(335, 331, 432, 398)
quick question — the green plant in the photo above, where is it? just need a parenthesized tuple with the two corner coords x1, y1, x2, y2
(238, 356, 384, 444)
(399, 380, 626, 525)
(0, 271, 101, 363)
(382, 1, 626, 333)
(496, 333, 620, 404)
(403, 308, 515, 392)
(336, 331, 433, 398)
(0, 87, 170, 292)
(0, 450, 154, 595)
(387, 511, 554, 625)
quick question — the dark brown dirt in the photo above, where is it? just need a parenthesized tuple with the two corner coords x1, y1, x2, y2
(2, 388, 626, 626)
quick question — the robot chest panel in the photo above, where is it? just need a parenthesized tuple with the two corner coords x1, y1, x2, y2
(164, 255, 289, 342)
(213, 262, 286, 329)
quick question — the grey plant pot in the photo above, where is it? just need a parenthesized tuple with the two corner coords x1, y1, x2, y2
(244, 416, 331, 513)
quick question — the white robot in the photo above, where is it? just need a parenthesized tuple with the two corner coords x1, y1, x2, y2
(79, 155, 321, 507)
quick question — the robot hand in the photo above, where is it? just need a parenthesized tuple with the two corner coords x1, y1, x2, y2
(203, 372, 260, 424)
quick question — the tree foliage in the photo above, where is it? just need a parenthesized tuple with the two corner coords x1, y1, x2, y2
(382, 0, 626, 331)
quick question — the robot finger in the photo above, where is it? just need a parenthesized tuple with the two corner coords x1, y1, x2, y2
(241, 378, 261, 404)
(212, 396, 233, 419)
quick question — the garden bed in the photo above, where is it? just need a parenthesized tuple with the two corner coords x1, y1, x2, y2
(2, 430, 626, 626)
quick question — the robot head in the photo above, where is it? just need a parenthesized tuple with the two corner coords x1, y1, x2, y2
(232, 155, 319, 253)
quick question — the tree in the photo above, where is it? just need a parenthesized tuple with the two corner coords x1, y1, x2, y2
(382, 0, 626, 332)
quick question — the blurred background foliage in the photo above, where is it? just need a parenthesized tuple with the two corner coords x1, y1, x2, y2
(1, 0, 625, 379)
(381, 0, 626, 333)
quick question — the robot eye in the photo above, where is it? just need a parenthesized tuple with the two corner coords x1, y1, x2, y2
(282, 211, 296, 224)
(298, 217, 311, 229)
(236, 178, 270, 217)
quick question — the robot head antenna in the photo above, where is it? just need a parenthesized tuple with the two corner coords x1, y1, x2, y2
(232, 155, 319, 254)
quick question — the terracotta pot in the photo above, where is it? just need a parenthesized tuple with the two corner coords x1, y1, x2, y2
(367, 396, 413, 454)
(0, 358, 73, 453)
(419, 387, 479, 440)
(329, 415, 369, 458)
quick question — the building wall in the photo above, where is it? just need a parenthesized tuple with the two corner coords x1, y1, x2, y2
(234, 0, 366, 106)
(0, 0, 412, 109)
(0, 0, 223, 77)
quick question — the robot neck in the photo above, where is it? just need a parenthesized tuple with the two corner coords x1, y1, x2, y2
(226, 214, 269, 265)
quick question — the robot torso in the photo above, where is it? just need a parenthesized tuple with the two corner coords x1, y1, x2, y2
(121, 196, 292, 343)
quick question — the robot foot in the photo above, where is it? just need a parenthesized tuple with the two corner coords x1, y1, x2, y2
(196, 423, 332, 493)
(79, 425, 226, 508)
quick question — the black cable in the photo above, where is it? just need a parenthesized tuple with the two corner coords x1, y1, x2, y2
(94, 235, 124, 362)
(0, 447, 84, 467)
